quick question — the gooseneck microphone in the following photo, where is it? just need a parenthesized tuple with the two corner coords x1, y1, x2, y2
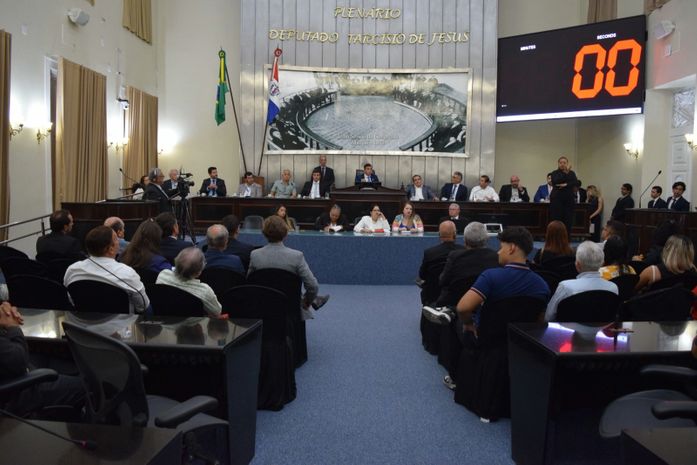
(119, 168, 141, 191)
(638, 170, 662, 208)
(0, 407, 97, 450)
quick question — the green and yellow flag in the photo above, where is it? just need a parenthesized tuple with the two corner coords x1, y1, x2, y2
(215, 50, 228, 125)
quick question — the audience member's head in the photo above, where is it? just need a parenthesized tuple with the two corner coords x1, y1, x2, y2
(661, 235, 695, 275)
(438, 220, 456, 242)
(543, 220, 573, 256)
(602, 220, 625, 241)
(120, 219, 163, 269)
(263, 215, 289, 243)
(50, 209, 73, 234)
(497, 226, 534, 264)
(104, 216, 125, 238)
(174, 247, 206, 280)
(221, 214, 241, 237)
(206, 224, 229, 251)
(575, 241, 604, 273)
(448, 203, 461, 218)
(155, 212, 178, 238)
(651, 219, 679, 247)
(463, 221, 488, 249)
(603, 235, 629, 267)
(85, 226, 117, 258)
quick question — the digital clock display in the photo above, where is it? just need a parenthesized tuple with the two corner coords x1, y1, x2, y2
(496, 15, 646, 122)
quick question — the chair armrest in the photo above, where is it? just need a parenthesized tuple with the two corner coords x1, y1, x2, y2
(641, 365, 697, 381)
(154, 395, 219, 428)
(0, 368, 58, 395)
(652, 401, 697, 421)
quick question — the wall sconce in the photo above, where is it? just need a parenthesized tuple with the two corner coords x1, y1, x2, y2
(112, 137, 128, 152)
(624, 142, 639, 159)
(36, 122, 53, 144)
(686, 133, 696, 151)
(9, 122, 24, 138)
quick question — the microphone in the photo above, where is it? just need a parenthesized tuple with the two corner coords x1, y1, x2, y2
(0, 407, 97, 450)
(638, 170, 662, 208)
(119, 168, 140, 188)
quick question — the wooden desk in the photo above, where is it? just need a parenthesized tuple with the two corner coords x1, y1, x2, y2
(625, 209, 697, 255)
(62, 201, 160, 242)
(21, 310, 262, 465)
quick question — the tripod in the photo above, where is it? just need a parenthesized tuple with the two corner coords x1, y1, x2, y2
(169, 183, 197, 245)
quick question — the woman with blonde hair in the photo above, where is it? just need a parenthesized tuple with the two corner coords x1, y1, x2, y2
(391, 202, 424, 233)
(586, 185, 603, 242)
(636, 235, 697, 291)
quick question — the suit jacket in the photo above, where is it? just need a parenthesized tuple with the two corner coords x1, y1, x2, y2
(314, 212, 350, 231)
(36, 233, 84, 258)
(648, 198, 668, 209)
(237, 182, 262, 198)
(418, 241, 464, 305)
(199, 178, 227, 197)
(248, 242, 319, 303)
(437, 247, 499, 307)
(667, 196, 690, 212)
(354, 172, 380, 185)
(499, 184, 530, 202)
(313, 165, 335, 191)
(439, 183, 468, 201)
(143, 183, 171, 213)
(159, 236, 193, 264)
(406, 184, 437, 200)
(204, 248, 244, 274)
(577, 187, 587, 203)
(300, 181, 328, 198)
(533, 184, 552, 203)
(611, 195, 635, 221)
(225, 238, 255, 271)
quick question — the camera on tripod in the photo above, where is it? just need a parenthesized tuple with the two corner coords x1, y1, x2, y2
(176, 173, 195, 196)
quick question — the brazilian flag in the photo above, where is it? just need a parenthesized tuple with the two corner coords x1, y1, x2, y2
(215, 50, 228, 125)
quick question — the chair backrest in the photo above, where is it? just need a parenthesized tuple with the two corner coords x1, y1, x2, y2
(555, 290, 621, 323)
(610, 274, 639, 302)
(67, 280, 131, 314)
(420, 256, 450, 305)
(45, 258, 80, 283)
(649, 272, 697, 291)
(221, 285, 291, 341)
(0, 245, 28, 260)
(0, 257, 48, 280)
(437, 274, 479, 307)
(149, 284, 206, 317)
(620, 285, 695, 321)
(248, 268, 302, 310)
(242, 215, 264, 230)
(353, 216, 362, 226)
(628, 260, 649, 274)
(477, 296, 547, 348)
(62, 321, 150, 426)
(199, 267, 246, 299)
(7, 275, 74, 311)
(534, 269, 561, 294)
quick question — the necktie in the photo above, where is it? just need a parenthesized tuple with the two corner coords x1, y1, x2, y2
(322, 167, 325, 178)
(211, 179, 216, 197)
(451, 185, 458, 201)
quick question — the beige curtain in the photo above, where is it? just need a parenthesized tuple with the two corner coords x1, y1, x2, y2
(588, 0, 617, 22)
(123, 0, 152, 44)
(645, 0, 671, 14)
(123, 86, 158, 186)
(0, 31, 10, 241)
(55, 58, 107, 210)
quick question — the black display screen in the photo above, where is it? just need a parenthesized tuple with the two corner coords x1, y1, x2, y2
(497, 15, 646, 122)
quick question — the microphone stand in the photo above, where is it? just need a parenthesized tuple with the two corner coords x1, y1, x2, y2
(638, 170, 662, 208)
(119, 168, 140, 193)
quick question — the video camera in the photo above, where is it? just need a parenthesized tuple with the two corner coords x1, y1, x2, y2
(173, 170, 195, 197)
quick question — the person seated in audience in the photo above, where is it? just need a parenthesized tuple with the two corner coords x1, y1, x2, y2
(544, 241, 618, 321)
(119, 219, 171, 273)
(35, 209, 84, 259)
(237, 171, 263, 198)
(300, 169, 327, 199)
(154, 212, 193, 264)
(203, 224, 245, 274)
(610, 183, 634, 221)
(0, 302, 85, 417)
(221, 214, 255, 271)
(64, 226, 150, 313)
(132, 175, 149, 200)
(599, 235, 635, 280)
(156, 248, 222, 317)
(406, 174, 437, 201)
(104, 216, 129, 257)
(270, 169, 297, 198)
(249, 216, 329, 318)
(354, 204, 390, 233)
(533, 173, 553, 203)
(632, 219, 679, 265)
(648, 186, 667, 209)
(440, 171, 468, 201)
(441, 202, 467, 233)
(667, 181, 690, 211)
(199, 166, 227, 197)
(418, 221, 463, 306)
(533, 220, 574, 264)
(498, 175, 530, 202)
(315, 204, 350, 232)
(599, 219, 625, 247)
(468, 175, 499, 202)
(354, 163, 379, 185)
(636, 235, 697, 292)
(273, 204, 297, 231)
(392, 202, 424, 233)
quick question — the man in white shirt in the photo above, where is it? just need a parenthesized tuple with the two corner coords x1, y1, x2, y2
(469, 175, 499, 202)
(300, 169, 326, 198)
(406, 174, 437, 201)
(64, 226, 149, 314)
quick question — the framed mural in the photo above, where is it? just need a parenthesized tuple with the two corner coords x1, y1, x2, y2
(264, 66, 471, 157)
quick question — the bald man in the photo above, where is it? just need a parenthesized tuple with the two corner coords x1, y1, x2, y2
(104, 216, 128, 256)
(418, 221, 464, 305)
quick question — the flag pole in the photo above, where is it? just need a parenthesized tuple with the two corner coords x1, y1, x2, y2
(222, 53, 248, 174)
(258, 121, 269, 176)
(258, 47, 282, 177)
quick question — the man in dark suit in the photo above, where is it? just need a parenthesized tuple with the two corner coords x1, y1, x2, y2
(155, 212, 193, 264)
(35, 209, 84, 259)
(418, 221, 463, 305)
(667, 181, 690, 211)
(315, 204, 350, 232)
(203, 224, 244, 274)
(143, 168, 172, 213)
(572, 180, 587, 204)
(406, 174, 438, 201)
(313, 154, 335, 192)
(300, 169, 328, 198)
(440, 171, 468, 201)
(354, 163, 379, 185)
(221, 214, 255, 271)
(440, 203, 467, 234)
(610, 183, 635, 221)
(199, 166, 227, 197)
(498, 175, 530, 202)
(648, 186, 668, 209)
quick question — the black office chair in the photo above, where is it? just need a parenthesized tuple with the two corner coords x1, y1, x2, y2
(418, 255, 452, 356)
(533, 269, 562, 294)
(649, 272, 697, 291)
(0, 245, 28, 260)
(67, 280, 131, 314)
(0, 257, 48, 280)
(6, 275, 74, 311)
(0, 368, 67, 419)
(248, 268, 307, 367)
(61, 321, 228, 463)
(628, 260, 649, 274)
(199, 267, 246, 300)
(241, 215, 264, 230)
(454, 296, 547, 421)
(619, 285, 695, 321)
(44, 258, 80, 283)
(540, 255, 577, 280)
(610, 273, 639, 302)
(221, 285, 296, 411)
(555, 290, 621, 323)
(149, 284, 206, 317)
